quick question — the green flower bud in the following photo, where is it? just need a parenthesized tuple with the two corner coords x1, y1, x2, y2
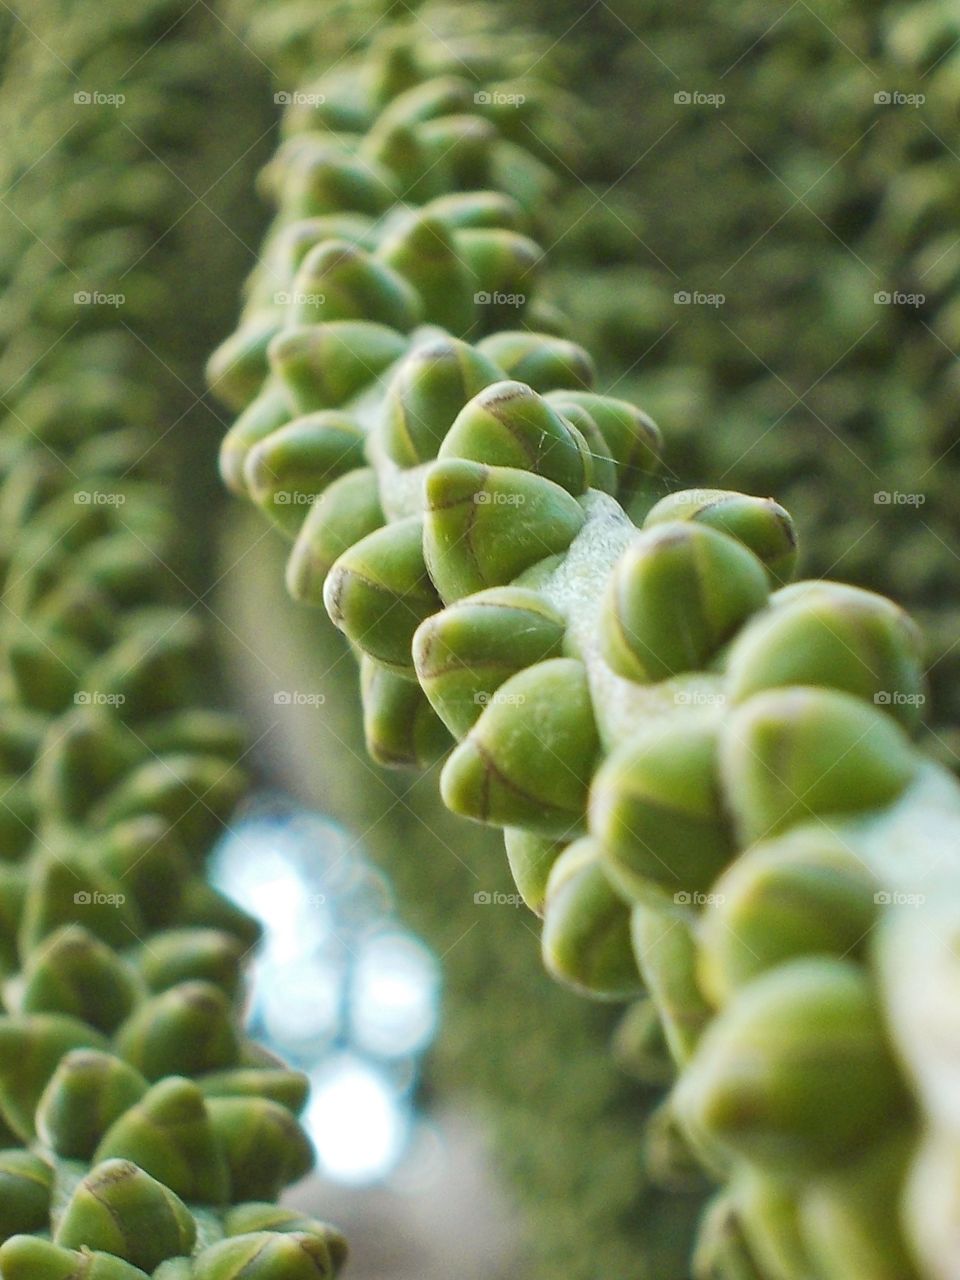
(83, 817, 189, 932)
(206, 1097, 314, 1201)
(541, 838, 642, 1000)
(323, 516, 442, 675)
(735, 1170, 816, 1280)
(138, 710, 245, 762)
(503, 827, 567, 916)
(377, 214, 475, 333)
(643, 1099, 711, 1193)
(630, 901, 712, 1066)
(0, 1236, 151, 1280)
(0, 866, 26, 974)
(361, 122, 440, 204)
(590, 717, 734, 901)
(644, 490, 797, 586)
(600, 522, 769, 683)
(289, 240, 422, 331)
(192, 1231, 339, 1280)
(7, 627, 86, 712)
(243, 413, 366, 536)
(422, 460, 585, 603)
(697, 828, 880, 1007)
(287, 467, 384, 604)
(489, 141, 556, 218)
(423, 190, 523, 230)
(360, 658, 451, 767)
(720, 688, 918, 844)
(223, 1206, 346, 1269)
(114, 982, 240, 1081)
(19, 925, 142, 1032)
(219, 385, 292, 496)
(92, 754, 245, 851)
(693, 1194, 766, 1280)
(137, 929, 244, 997)
(81, 611, 206, 721)
(0, 1013, 107, 1140)
(676, 958, 906, 1173)
(198, 1068, 309, 1115)
(475, 333, 594, 393)
(267, 322, 406, 416)
(725, 581, 926, 729)
(419, 113, 497, 187)
(0, 780, 36, 861)
(35, 1049, 147, 1160)
(273, 142, 392, 220)
(178, 882, 261, 952)
(0, 1149, 52, 1240)
(439, 381, 592, 495)
(455, 228, 540, 325)
(206, 314, 283, 413)
(413, 586, 566, 737)
(800, 1131, 918, 1280)
(94, 1077, 230, 1205)
(441, 658, 599, 835)
(542, 391, 661, 501)
(610, 998, 674, 1087)
(55, 1158, 196, 1272)
(381, 336, 502, 467)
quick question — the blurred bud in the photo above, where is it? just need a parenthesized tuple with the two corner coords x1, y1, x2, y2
(114, 981, 240, 1081)
(0, 1149, 52, 1240)
(206, 1097, 314, 1201)
(19, 925, 142, 1033)
(476, 332, 594, 392)
(503, 827, 568, 916)
(360, 657, 452, 767)
(268, 322, 406, 416)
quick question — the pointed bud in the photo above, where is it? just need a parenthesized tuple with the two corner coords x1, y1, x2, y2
(378, 214, 475, 333)
(178, 881, 262, 952)
(441, 659, 599, 836)
(289, 240, 421, 331)
(720, 688, 918, 844)
(644, 489, 797, 586)
(323, 516, 441, 675)
(413, 587, 566, 737)
(692, 1195, 766, 1280)
(381, 337, 501, 467)
(0, 1014, 108, 1139)
(541, 838, 642, 1000)
(192, 1231, 339, 1279)
(287, 467, 384, 603)
(735, 1170, 815, 1280)
(219, 385, 292, 496)
(35, 1049, 147, 1160)
(601, 522, 769, 683)
(591, 717, 734, 900)
(676, 958, 906, 1173)
(420, 113, 497, 188)
(544, 395, 660, 501)
(114, 982, 240, 1081)
(268, 323, 406, 415)
(96, 817, 189, 929)
(423, 460, 584, 603)
(503, 828, 567, 916)
(95, 1077, 230, 1205)
(455, 229, 540, 324)
(273, 142, 392, 220)
(697, 828, 880, 1007)
(611, 998, 674, 1087)
(243, 413, 365, 536)
(19, 925, 142, 1033)
(138, 710, 245, 761)
(0, 1236, 151, 1279)
(725, 581, 926, 729)
(207, 1097, 314, 1201)
(198, 1068, 309, 1115)
(439, 381, 592, 495)
(630, 901, 711, 1066)
(92, 754, 245, 851)
(643, 1100, 711, 1193)
(423, 190, 523, 230)
(137, 929, 244, 997)
(360, 658, 451, 767)
(207, 314, 283, 413)
(55, 1158, 196, 1272)
(7, 627, 85, 712)
(476, 333, 594, 393)
(0, 1149, 52, 1239)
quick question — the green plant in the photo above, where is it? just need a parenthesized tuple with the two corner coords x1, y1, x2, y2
(0, 2, 344, 1274)
(213, 17, 960, 1280)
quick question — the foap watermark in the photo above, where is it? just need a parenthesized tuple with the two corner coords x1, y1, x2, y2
(874, 490, 925, 506)
(674, 891, 725, 907)
(474, 490, 525, 505)
(273, 491, 323, 506)
(674, 290, 725, 308)
(675, 689, 726, 707)
(874, 290, 924, 308)
(474, 290, 525, 308)
(874, 890, 925, 907)
(474, 890, 523, 907)
(674, 90, 725, 108)
(874, 90, 925, 108)
(274, 290, 326, 306)
(274, 690, 326, 707)
(308, 892, 327, 907)
(874, 691, 926, 708)
(474, 690, 526, 708)
(75, 490, 125, 506)
(474, 90, 526, 107)
(74, 890, 126, 907)
(74, 290, 125, 308)
(74, 90, 125, 107)
(275, 90, 327, 107)
(74, 691, 126, 707)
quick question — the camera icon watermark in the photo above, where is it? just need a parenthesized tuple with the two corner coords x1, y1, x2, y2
(273, 690, 326, 706)
(874, 691, 926, 707)
(474, 290, 525, 308)
(674, 290, 725, 307)
(473, 89, 526, 107)
(674, 90, 725, 108)
(873, 490, 925, 506)
(874, 290, 924, 308)
(874, 890, 925, 906)
(474, 889, 522, 906)
(274, 91, 327, 107)
(75, 490, 125, 506)
(74, 691, 126, 707)
(74, 889, 126, 906)
(874, 90, 924, 107)
(674, 890, 725, 907)
(74, 90, 125, 107)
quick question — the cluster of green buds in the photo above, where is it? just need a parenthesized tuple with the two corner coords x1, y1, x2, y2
(213, 21, 960, 1280)
(0, 2, 346, 1275)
